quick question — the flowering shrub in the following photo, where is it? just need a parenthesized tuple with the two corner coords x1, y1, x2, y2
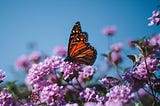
(0, 10, 160, 106)
(0, 89, 15, 105)
(148, 11, 160, 26)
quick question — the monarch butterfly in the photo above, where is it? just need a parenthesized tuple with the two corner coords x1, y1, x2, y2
(64, 22, 97, 65)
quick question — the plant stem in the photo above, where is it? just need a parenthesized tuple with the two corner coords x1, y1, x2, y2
(144, 56, 157, 106)
(115, 65, 123, 81)
(76, 78, 83, 90)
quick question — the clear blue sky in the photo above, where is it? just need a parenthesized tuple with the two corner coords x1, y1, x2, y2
(0, 0, 160, 82)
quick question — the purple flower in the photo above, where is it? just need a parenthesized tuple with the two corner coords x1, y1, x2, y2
(25, 63, 48, 87)
(84, 102, 104, 106)
(0, 70, 5, 83)
(40, 84, 64, 106)
(97, 96, 107, 105)
(0, 89, 15, 105)
(110, 43, 123, 52)
(65, 103, 78, 106)
(32, 81, 50, 91)
(80, 88, 98, 102)
(25, 56, 63, 87)
(148, 11, 160, 26)
(102, 26, 116, 36)
(28, 91, 40, 104)
(28, 52, 42, 63)
(53, 46, 67, 57)
(79, 66, 95, 79)
(106, 85, 134, 103)
(99, 77, 119, 89)
(131, 57, 159, 79)
(148, 34, 160, 47)
(110, 51, 122, 64)
(15, 55, 30, 70)
(105, 101, 123, 106)
(21, 102, 34, 106)
(123, 71, 147, 91)
(104, 51, 122, 64)
(60, 62, 82, 80)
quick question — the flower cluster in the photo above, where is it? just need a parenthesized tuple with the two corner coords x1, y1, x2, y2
(148, 34, 160, 47)
(148, 11, 160, 26)
(0, 89, 15, 105)
(25, 56, 66, 105)
(25, 56, 63, 87)
(99, 77, 120, 89)
(84, 102, 103, 106)
(110, 42, 122, 52)
(65, 103, 78, 106)
(25, 55, 100, 105)
(28, 52, 42, 63)
(40, 84, 64, 106)
(148, 34, 160, 54)
(104, 42, 123, 65)
(15, 55, 30, 70)
(131, 57, 159, 79)
(53, 45, 67, 57)
(102, 26, 116, 36)
(80, 88, 98, 102)
(1, 12, 160, 106)
(106, 85, 134, 103)
(15, 51, 43, 71)
(60, 62, 82, 80)
(79, 66, 95, 80)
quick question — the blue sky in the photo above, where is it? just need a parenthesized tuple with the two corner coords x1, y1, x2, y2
(0, 0, 160, 82)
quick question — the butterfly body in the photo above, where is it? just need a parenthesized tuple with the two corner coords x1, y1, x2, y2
(65, 22, 97, 65)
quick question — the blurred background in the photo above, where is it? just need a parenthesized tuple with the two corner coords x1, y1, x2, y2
(0, 0, 160, 83)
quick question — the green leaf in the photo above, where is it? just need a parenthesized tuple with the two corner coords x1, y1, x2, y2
(127, 54, 141, 63)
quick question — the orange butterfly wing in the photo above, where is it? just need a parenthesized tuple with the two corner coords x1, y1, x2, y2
(65, 22, 97, 65)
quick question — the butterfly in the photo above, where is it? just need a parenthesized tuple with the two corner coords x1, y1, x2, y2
(64, 21, 97, 65)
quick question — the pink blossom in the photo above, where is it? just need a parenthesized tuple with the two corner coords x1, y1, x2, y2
(65, 103, 78, 106)
(148, 11, 160, 26)
(53, 46, 67, 57)
(0, 89, 15, 105)
(40, 84, 64, 105)
(106, 85, 134, 103)
(104, 51, 122, 64)
(131, 57, 159, 79)
(80, 88, 99, 102)
(79, 66, 95, 79)
(25, 56, 63, 87)
(84, 102, 103, 106)
(110, 51, 122, 64)
(28, 52, 42, 63)
(99, 77, 119, 88)
(105, 101, 123, 106)
(148, 34, 160, 47)
(60, 62, 82, 80)
(102, 26, 116, 36)
(15, 55, 30, 70)
(110, 43, 123, 52)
